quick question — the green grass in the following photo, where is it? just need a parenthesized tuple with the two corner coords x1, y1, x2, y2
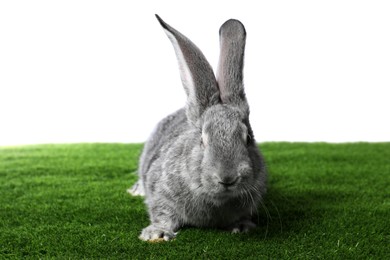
(0, 143, 389, 259)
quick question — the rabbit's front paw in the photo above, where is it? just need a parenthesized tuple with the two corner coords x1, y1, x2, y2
(139, 225, 176, 241)
(229, 219, 256, 234)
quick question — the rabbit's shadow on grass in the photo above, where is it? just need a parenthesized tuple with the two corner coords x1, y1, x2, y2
(249, 182, 336, 240)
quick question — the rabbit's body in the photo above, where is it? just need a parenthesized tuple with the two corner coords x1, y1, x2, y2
(129, 15, 267, 241)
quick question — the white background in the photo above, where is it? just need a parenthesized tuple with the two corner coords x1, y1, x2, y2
(1, 1, 389, 146)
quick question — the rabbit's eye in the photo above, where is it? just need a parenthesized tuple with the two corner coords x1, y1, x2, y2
(243, 131, 251, 146)
(246, 134, 252, 146)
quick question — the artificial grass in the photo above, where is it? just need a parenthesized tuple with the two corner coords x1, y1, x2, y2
(0, 142, 389, 259)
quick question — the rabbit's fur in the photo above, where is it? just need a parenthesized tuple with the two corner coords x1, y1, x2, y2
(128, 15, 267, 241)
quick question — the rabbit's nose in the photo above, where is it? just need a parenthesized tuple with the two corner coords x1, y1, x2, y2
(218, 176, 238, 187)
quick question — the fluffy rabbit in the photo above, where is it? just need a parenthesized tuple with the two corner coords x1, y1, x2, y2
(128, 14, 267, 241)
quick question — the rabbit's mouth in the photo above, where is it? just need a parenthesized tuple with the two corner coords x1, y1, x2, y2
(218, 177, 239, 188)
(215, 183, 241, 198)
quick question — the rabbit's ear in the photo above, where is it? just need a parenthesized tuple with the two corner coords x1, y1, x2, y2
(217, 19, 249, 115)
(156, 15, 220, 125)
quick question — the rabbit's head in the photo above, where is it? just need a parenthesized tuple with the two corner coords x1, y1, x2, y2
(197, 104, 258, 200)
(156, 15, 262, 200)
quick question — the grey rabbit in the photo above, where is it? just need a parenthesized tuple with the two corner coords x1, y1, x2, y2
(128, 14, 267, 241)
